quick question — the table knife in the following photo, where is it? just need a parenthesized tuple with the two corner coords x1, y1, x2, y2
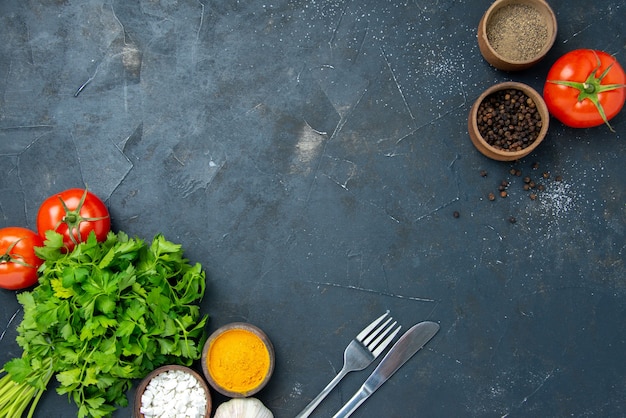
(331, 321, 440, 418)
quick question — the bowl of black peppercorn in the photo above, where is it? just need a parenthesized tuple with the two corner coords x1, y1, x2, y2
(468, 81, 549, 161)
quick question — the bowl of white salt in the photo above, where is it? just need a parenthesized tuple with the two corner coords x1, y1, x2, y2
(134, 365, 212, 418)
(478, 0, 557, 71)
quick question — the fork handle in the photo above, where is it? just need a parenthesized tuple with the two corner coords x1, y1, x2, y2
(295, 368, 349, 418)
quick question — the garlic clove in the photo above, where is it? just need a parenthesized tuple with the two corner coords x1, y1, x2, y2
(213, 397, 273, 418)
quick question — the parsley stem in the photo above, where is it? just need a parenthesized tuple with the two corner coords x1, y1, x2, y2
(0, 358, 54, 418)
(26, 359, 54, 418)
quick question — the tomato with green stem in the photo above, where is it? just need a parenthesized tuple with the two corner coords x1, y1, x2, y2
(36, 188, 110, 252)
(0, 227, 44, 290)
(543, 49, 626, 131)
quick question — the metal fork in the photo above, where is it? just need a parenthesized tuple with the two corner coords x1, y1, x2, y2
(295, 311, 401, 418)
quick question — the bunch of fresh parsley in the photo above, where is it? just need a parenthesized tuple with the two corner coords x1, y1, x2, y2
(0, 231, 208, 418)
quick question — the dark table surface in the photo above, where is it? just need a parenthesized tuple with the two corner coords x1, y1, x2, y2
(1, 0, 625, 417)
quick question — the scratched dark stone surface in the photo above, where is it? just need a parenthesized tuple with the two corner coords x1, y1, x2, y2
(1, 0, 625, 417)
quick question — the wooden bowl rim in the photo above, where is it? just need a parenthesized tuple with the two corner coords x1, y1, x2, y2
(134, 364, 212, 418)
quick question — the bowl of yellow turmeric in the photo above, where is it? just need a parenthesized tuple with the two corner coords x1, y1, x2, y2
(201, 322, 275, 397)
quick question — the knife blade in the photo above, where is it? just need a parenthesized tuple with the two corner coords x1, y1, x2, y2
(331, 321, 440, 418)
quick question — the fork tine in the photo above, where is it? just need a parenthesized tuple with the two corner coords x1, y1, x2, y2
(360, 317, 393, 347)
(355, 311, 390, 342)
(366, 319, 398, 348)
(370, 323, 401, 357)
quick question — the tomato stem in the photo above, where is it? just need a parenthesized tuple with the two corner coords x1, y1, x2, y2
(63, 213, 79, 224)
(55, 188, 109, 247)
(0, 239, 36, 268)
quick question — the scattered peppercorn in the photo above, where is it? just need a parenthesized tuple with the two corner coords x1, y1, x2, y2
(476, 88, 542, 151)
(477, 164, 564, 223)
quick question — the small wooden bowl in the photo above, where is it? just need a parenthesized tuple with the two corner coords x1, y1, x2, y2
(468, 81, 549, 161)
(478, 0, 557, 71)
(134, 365, 212, 418)
(201, 322, 275, 398)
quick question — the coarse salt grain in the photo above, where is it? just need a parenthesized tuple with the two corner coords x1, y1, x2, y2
(140, 369, 207, 418)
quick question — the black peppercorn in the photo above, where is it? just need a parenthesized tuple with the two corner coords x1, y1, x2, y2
(476, 89, 542, 151)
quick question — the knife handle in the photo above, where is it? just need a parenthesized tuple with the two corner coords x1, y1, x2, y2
(332, 387, 371, 418)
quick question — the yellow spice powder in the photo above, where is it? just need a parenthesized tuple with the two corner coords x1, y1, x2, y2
(208, 328, 270, 393)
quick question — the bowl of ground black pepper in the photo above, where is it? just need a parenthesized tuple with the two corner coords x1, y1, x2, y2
(478, 0, 557, 71)
(468, 81, 549, 161)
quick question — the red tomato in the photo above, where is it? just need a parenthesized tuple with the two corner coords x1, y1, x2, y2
(543, 49, 626, 131)
(37, 188, 111, 252)
(0, 227, 44, 290)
